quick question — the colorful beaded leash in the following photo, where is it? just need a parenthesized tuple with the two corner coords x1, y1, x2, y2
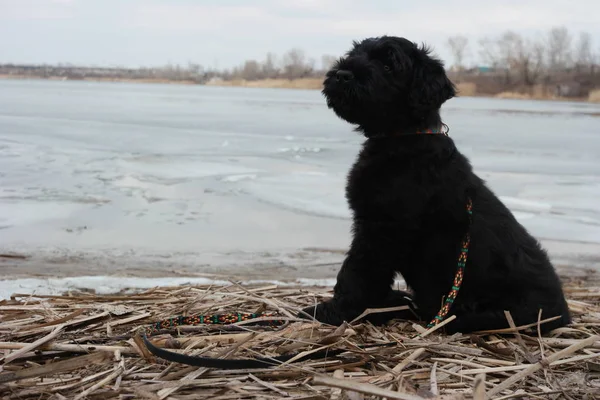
(426, 196, 473, 328)
(145, 312, 286, 335)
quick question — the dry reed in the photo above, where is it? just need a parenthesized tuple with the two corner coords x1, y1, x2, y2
(0, 278, 599, 399)
(456, 82, 477, 97)
(589, 89, 600, 103)
(206, 78, 324, 90)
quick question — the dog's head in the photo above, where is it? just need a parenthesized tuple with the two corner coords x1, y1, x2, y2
(322, 36, 456, 137)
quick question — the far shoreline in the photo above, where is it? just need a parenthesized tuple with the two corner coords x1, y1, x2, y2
(2, 74, 599, 104)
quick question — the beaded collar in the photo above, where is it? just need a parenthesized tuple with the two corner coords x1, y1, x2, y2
(415, 123, 450, 136)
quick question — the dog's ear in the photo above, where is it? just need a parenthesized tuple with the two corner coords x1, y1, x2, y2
(408, 46, 456, 119)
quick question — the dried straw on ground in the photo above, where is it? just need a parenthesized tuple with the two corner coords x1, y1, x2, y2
(1, 275, 599, 399)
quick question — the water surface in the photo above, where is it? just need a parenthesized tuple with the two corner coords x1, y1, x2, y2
(1, 79, 599, 284)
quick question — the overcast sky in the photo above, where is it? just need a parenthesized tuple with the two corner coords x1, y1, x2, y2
(1, 0, 599, 70)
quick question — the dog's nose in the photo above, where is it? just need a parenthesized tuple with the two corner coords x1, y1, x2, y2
(335, 70, 354, 82)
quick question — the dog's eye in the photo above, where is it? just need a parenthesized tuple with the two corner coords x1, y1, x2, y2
(384, 65, 391, 72)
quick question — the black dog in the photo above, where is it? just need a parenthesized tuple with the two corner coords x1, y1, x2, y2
(300, 36, 571, 334)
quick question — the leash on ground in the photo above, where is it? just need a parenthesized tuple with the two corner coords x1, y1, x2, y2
(136, 311, 399, 369)
(137, 194, 474, 369)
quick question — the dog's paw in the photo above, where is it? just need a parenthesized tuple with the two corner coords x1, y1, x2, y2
(298, 301, 348, 326)
(385, 290, 418, 310)
(298, 291, 420, 327)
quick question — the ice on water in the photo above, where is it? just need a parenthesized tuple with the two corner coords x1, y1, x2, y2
(1, 80, 599, 296)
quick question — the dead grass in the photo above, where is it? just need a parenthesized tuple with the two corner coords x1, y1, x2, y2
(456, 82, 477, 97)
(206, 78, 324, 90)
(589, 89, 600, 103)
(0, 280, 599, 399)
(494, 92, 533, 100)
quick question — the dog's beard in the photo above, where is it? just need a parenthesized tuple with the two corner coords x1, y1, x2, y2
(326, 96, 361, 124)
(322, 84, 365, 124)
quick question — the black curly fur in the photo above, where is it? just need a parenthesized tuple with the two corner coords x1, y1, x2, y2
(299, 36, 571, 335)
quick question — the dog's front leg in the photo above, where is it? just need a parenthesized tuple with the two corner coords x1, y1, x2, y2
(299, 249, 412, 326)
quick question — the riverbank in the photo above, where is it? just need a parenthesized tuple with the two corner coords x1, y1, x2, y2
(0, 74, 199, 85)
(0, 74, 323, 90)
(2, 74, 599, 102)
(205, 77, 324, 90)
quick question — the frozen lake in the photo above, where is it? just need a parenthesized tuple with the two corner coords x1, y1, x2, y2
(1, 79, 600, 296)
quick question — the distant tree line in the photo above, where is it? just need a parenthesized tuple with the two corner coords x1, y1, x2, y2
(219, 49, 338, 80)
(0, 48, 337, 84)
(445, 27, 599, 97)
(0, 62, 209, 83)
(1, 26, 598, 98)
